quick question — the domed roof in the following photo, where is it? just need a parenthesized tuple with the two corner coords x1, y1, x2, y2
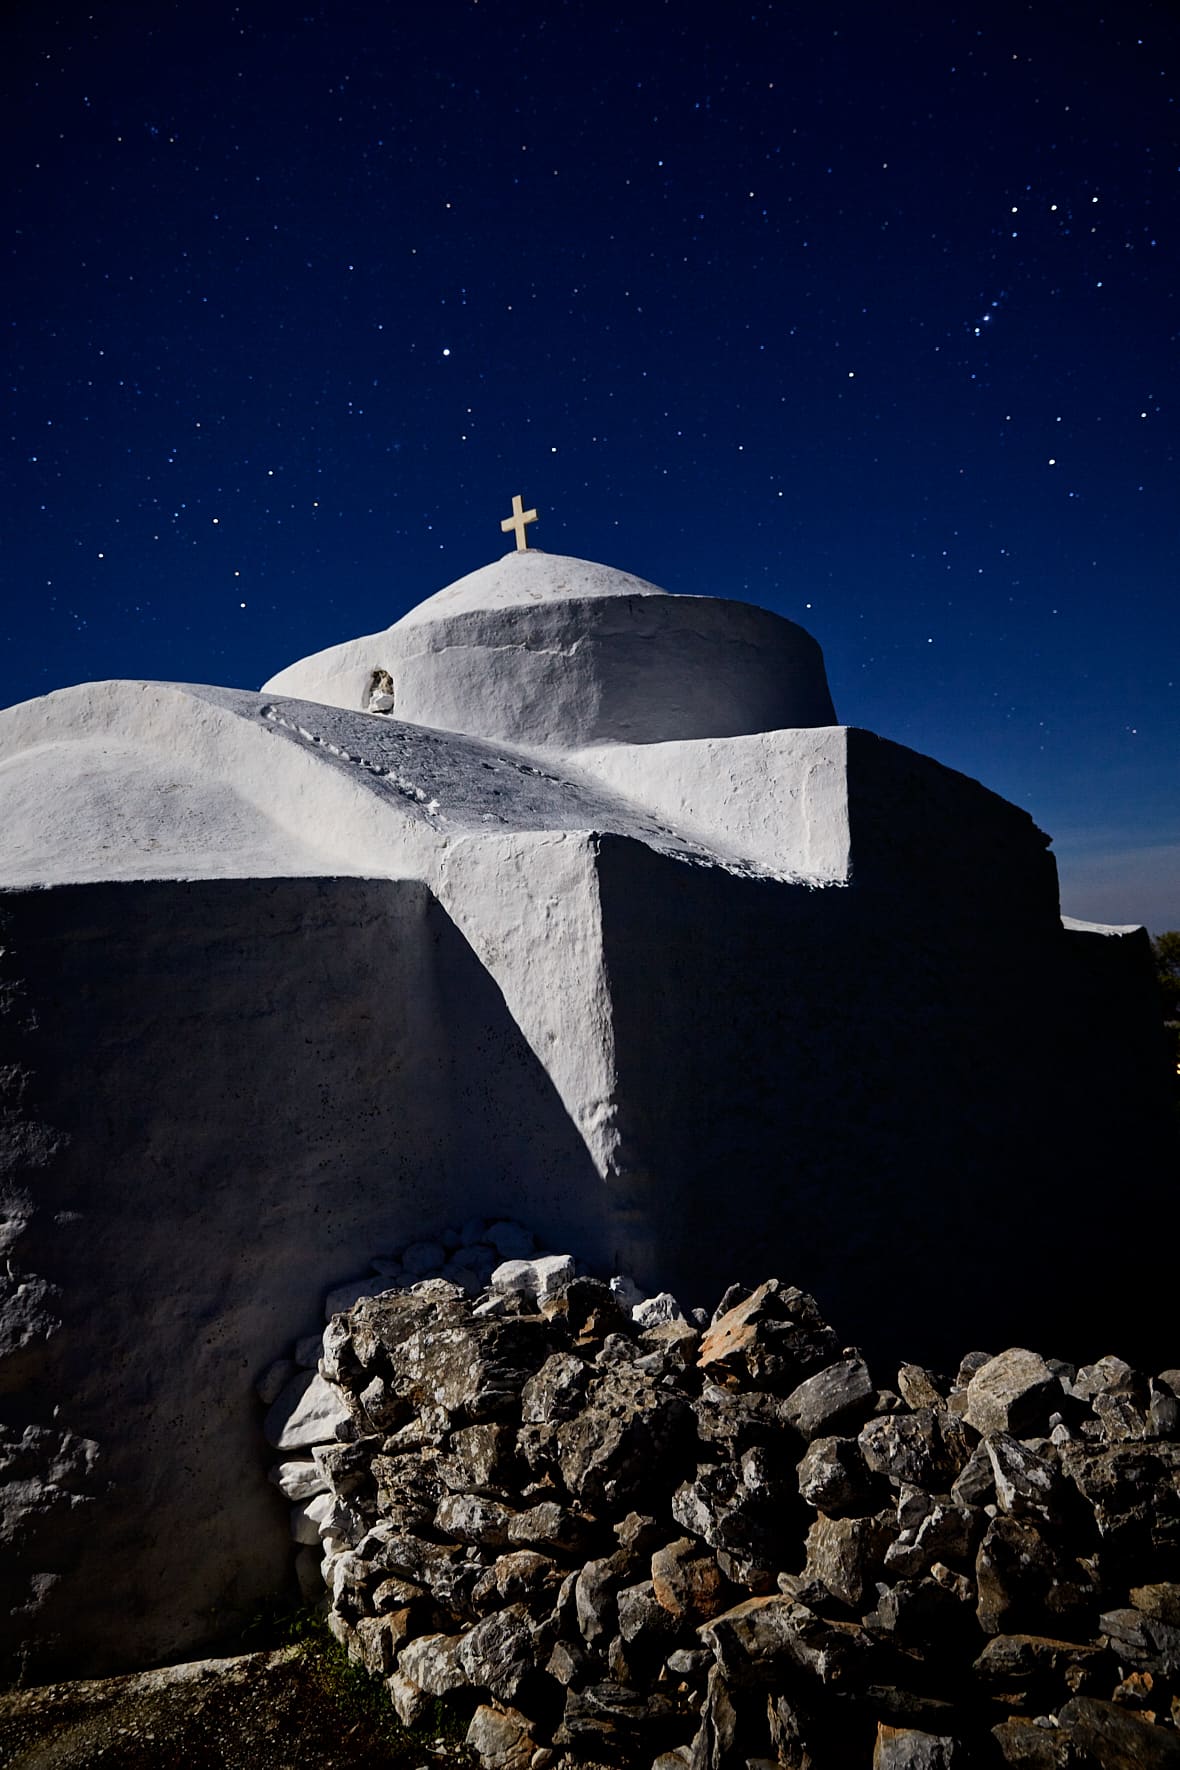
(393, 550, 668, 629)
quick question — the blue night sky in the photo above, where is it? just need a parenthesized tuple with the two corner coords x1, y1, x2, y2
(5, 2, 1178, 928)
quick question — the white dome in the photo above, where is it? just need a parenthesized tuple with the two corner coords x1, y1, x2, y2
(263, 550, 836, 748)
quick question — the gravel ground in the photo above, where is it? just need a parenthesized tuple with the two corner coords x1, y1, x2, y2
(0, 1638, 473, 1770)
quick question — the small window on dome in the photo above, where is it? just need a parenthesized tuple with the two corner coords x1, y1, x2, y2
(367, 667, 395, 714)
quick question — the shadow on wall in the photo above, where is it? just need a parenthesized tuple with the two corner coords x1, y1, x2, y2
(0, 876, 603, 1681)
(594, 836, 1174, 1369)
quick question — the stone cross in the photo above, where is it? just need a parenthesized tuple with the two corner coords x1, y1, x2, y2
(501, 494, 538, 551)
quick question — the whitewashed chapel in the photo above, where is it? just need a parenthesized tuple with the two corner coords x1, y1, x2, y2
(0, 505, 1167, 1674)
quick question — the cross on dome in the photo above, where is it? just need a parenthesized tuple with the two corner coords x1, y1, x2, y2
(500, 493, 538, 551)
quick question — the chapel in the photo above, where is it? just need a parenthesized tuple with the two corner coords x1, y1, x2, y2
(0, 520, 1168, 1676)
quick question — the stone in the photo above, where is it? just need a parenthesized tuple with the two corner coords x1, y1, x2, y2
(897, 1366, 945, 1410)
(398, 1631, 468, 1697)
(696, 1281, 840, 1393)
(688, 1661, 740, 1770)
(263, 1371, 352, 1452)
(1058, 1695, 1180, 1768)
(491, 1254, 576, 1305)
(616, 1579, 681, 1650)
(289, 1491, 332, 1545)
(858, 1409, 974, 1492)
(1131, 1583, 1180, 1626)
(986, 1434, 1062, 1518)
(436, 1491, 515, 1548)
(632, 1292, 686, 1329)
(466, 1703, 538, 1770)
(576, 1552, 632, 1645)
(804, 1510, 896, 1609)
(554, 1680, 677, 1758)
(521, 1352, 588, 1427)
(651, 1537, 728, 1623)
(458, 1604, 538, 1704)
(884, 1494, 980, 1580)
(869, 1576, 972, 1645)
(973, 1632, 1108, 1691)
(872, 1726, 962, 1769)
(270, 1458, 328, 1502)
(1100, 1606, 1180, 1678)
(965, 1351, 1062, 1439)
(472, 1550, 562, 1613)
(672, 1448, 793, 1589)
(783, 1357, 876, 1440)
(991, 1717, 1080, 1766)
(440, 1422, 519, 1494)
(312, 1436, 377, 1499)
(950, 1439, 995, 1508)
(556, 1368, 694, 1512)
(796, 1434, 880, 1516)
(700, 1594, 877, 1689)
(975, 1515, 1094, 1637)
(507, 1500, 592, 1556)
(387, 1669, 432, 1727)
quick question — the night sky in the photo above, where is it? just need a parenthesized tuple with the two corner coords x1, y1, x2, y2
(5, 2, 1177, 928)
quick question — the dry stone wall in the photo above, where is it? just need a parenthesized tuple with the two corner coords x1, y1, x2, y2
(262, 1228, 1180, 1769)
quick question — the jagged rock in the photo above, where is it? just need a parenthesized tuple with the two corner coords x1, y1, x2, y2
(311, 1436, 378, 1500)
(1058, 1695, 1180, 1767)
(667, 1646, 712, 1679)
(472, 1549, 562, 1614)
(466, 1702, 539, 1770)
(638, 1319, 700, 1369)
(897, 1366, 946, 1410)
(986, 1435, 1062, 1519)
(357, 1373, 409, 1432)
(440, 1421, 519, 1494)
(270, 1457, 329, 1501)
(373, 1290, 556, 1424)
(554, 1680, 677, 1760)
(885, 1490, 980, 1580)
(507, 1500, 592, 1556)
(783, 1357, 876, 1440)
(575, 1551, 633, 1644)
(546, 1636, 591, 1686)
(964, 1350, 1062, 1440)
(371, 1572, 425, 1612)
(398, 1630, 468, 1697)
(555, 1368, 694, 1511)
(950, 1439, 995, 1508)
(1059, 1441, 1161, 1546)
(688, 1661, 740, 1770)
(616, 1580, 681, 1659)
(263, 1370, 352, 1451)
(796, 1434, 880, 1517)
(370, 1452, 444, 1529)
(1100, 1606, 1180, 1678)
(290, 1491, 332, 1545)
(804, 1511, 895, 1609)
(650, 1537, 727, 1623)
(1131, 1583, 1180, 1625)
(872, 1725, 962, 1769)
(614, 1511, 667, 1555)
(549, 1276, 633, 1343)
(521, 1352, 588, 1426)
(387, 1669, 433, 1727)
(672, 1448, 793, 1589)
(632, 1292, 686, 1329)
(975, 1515, 1095, 1637)
(858, 1409, 974, 1492)
(973, 1632, 1108, 1693)
(696, 1280, 840, 1392)
(436, 1492, 515, 1548)
(363, 1530, 481, 1611)
(868, 1576, 973, 1645)
(700, 1595, 876, 1690)
(991, 1717, 1082, 1766)
(492, 1255, 576, 1305)
(693, 1384, 792, 1462)
(458, 1604, 539, 1703)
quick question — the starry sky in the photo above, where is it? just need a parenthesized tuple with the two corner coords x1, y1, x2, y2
(5, 1, 1178, 928)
